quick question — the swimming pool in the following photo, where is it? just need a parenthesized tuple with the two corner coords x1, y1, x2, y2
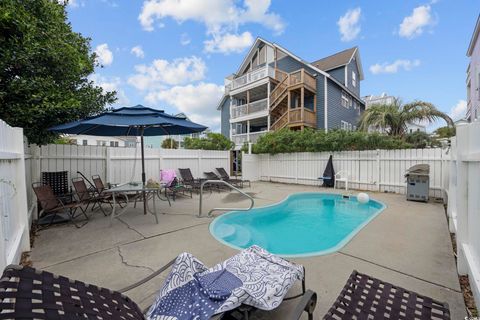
(209, 192, 386, 257)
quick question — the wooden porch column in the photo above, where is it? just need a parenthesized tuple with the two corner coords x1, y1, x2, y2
(287, 91, 291, 127)
(246, 90, 250, 115)
(267, 81, 271, 131)
(301, 87, 304, 123)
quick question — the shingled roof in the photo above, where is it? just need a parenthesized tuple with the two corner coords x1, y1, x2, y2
(311, 47, 357, 71)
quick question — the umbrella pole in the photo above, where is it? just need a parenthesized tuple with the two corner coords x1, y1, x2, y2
(140, 127, 147, 215)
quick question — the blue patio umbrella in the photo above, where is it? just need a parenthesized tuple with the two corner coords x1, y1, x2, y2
(49, 105, 207, 214)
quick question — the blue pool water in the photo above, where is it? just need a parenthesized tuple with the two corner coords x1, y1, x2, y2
(210, 193, 386, 257)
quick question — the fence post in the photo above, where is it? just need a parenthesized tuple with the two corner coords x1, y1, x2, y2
(295, 153, 299, 183)
(376, 149, 381, 192)
(455, 124, 469, 275)
(105, 147, 111, 183)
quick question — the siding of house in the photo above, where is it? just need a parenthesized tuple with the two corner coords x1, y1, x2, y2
(220, 97, 230, 137)
(346, 59, 360, 97)
(327, 80, 361, 130)
(316, 76, 326, 130)
(273, 56, 316, 75)
(327, 66, 345, 85)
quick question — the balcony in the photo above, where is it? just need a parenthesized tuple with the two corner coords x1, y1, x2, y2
(232, 131, 268, 145)
(228, 66, 275, 92)
(231, 98, 268, 119)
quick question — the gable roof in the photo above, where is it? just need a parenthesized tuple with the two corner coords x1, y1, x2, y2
(225, 37, 364, 104)
(311, 47, 364, 80)
(467, 14, 480, 56)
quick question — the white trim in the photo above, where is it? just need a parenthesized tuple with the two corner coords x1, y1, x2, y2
(347, 47, 364, 80)
(344, 67, 348, 86)
(230, 111, 269, 123)
(467, 15, 480, 56)
(324, 75, 328, 132)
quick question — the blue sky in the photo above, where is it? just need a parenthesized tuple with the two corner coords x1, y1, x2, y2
(66, 0, 478, 132)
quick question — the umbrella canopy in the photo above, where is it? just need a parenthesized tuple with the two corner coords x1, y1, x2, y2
(49, 105, 207, 216)
(49, 105, 207, 136)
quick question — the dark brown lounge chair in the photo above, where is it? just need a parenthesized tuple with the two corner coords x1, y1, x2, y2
(178, 168, 205, 193)
(324, 270, 450, 319)
(216, 167, 250, 188)
(203, 171, 230, 192)
(72, 177, 113, 216)
(32, 182, 88, 228)
(0, 262, 317, 320)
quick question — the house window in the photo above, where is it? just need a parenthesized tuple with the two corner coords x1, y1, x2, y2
(115, 141, 119, 147)
(352, 71, 356, 87)
(82, 140, 88, 146)
(341, 91, 349, 108)
(110, 141, 115, 147)
(341, 121, 352, 131)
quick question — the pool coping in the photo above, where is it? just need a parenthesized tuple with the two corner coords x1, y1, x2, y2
(209, 192, 387, 258)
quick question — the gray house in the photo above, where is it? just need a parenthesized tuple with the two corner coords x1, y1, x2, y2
(217, 38, 366, 149)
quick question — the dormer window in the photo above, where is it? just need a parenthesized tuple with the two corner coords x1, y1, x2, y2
(352, 71, 356, 87)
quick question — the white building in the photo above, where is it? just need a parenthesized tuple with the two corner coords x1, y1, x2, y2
(65, 134, 137, 147)
(363, 93, 426, 133)
(467, 15, 480, 122)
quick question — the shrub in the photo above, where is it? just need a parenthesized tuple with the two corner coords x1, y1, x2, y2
(251, 129, 413, 154)
(184, 133, 234, 150)
(161, 138, 178, 149)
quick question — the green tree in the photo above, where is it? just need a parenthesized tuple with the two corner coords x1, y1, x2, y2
(161, 137, 178, 149)
(0, 0, 116, 145)
(358, 98, 453, 137)
(433, 126, 456, 138)
(184, 133, 234, 150)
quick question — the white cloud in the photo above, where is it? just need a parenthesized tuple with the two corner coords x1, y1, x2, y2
(128, 56, 206, 90)
(94, 43, 113, 66)
(138, 0, 284, 33)
(399, 5, 435, 39)
(145, 82, 224, 128)
(131, 45, 145, 58)
(58, 0, 84, 8)
(204, 31, 254, 54)
(90, 75, 129, 105)
(180, 33, 191, 46)
(369, 59, 421, 74)
(449, 100, 467, 121)
(337, 7, 361, 42)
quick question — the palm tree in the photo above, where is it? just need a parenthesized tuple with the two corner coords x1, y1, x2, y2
(358, 98, 453, 136)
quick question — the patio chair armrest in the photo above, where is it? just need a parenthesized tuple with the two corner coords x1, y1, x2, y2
(289, 289, 317, 320)
(118, 257, 176, 293)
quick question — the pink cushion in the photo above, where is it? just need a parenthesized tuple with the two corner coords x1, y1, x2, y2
(160, 169, 176, 187)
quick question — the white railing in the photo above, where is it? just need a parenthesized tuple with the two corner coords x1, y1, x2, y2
(232, 134, 248, 146)
(232, 131, 268, 145)
(0, 119, 30, 272)
(248, 131, 267, 143)
(230, 66, 275, 91)
(231, 98, 268, 119)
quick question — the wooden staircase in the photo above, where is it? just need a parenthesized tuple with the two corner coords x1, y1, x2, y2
(269, 69, 317, 131)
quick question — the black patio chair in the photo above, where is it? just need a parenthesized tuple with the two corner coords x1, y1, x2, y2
(178, 168, 205, 193)
(0, 261, 317, 320)
(216, 167, 250, 188)
(203, 171, 230, 192)
(32, 182, 88, 228)
(324, 270, 450, 319)
(163, 177, 192, 201)
(72, 177, 113, 216)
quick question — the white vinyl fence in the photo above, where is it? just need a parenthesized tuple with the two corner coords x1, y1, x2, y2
(243, 148, 448, 198)
(447, 121, 480, 308)
(24, 144, 230, 216)
(0, 120, 30, 272)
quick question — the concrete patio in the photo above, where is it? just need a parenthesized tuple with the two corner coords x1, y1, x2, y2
(29, 182, 467, 319)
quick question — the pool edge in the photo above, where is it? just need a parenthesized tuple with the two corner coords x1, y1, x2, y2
(209, 192, 387, 258)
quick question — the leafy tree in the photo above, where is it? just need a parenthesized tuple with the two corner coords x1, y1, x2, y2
(358, 98, 453, 137)
(404, 131, 437, 148)
(0, 0, 116, 145)
(433, 126, 456, 138)
(161, 137, 178, 149)
(53, 136, 77, 145)
(184, 133, 234, 150)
